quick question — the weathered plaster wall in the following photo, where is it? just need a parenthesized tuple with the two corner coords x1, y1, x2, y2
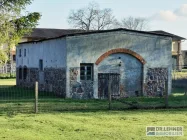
(16, 38, 66, 68)
(16, 38, 67, 96)
(66, 31, 172, 98)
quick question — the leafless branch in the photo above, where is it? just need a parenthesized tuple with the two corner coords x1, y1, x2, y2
(67, 2, 116, 31)
(119, 16, 149, 31)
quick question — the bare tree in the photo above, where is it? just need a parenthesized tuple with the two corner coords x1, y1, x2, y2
(94, 8, 117, 30)
(119, 16, 149, 31)
(68, 2, 116, 31)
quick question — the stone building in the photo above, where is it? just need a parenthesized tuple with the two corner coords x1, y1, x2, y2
(16, 28, 172, 99)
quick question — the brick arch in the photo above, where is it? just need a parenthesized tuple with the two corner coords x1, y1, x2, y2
(95, 48, 146, 65)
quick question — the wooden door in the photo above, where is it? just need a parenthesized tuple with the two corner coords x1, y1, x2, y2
(98, 73, 120, 99)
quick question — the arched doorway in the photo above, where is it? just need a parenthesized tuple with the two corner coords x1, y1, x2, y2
(96, 48, 145, 98)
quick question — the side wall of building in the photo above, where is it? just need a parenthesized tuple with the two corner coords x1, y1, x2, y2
(66, 31, 172, 98)
(182, 51, 187, 68)
(172, 41, 183, 70)
(16, 38, 67, 97)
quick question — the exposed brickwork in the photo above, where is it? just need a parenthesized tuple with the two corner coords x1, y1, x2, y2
(95, 48, 146, 65)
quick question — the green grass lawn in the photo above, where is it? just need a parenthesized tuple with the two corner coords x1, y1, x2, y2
(0, 78, 16, 85)
(0, 109, 187, 140)
(0, 78, 187, 139)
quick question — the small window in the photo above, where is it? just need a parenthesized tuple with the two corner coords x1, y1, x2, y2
(80, 63, 93, 80)
(23, 66, 27, 80)
(19, 67, 22, 79)
(24, 49, 26, 57)
(19, 49, 21, 57)
(39, 59, 43, 71)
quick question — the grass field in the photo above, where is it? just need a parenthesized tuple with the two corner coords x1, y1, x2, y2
(0, 78, 187, 139)
(0, 78, 16, 85)
(0, 109, 187, 140)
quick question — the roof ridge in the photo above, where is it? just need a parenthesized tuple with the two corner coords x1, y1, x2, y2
(19, 28, 173, 45)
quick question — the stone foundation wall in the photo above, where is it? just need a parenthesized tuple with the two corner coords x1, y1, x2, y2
(69, 67, 94, 99)
(44, 68, 66, 97)
(16, 68, 39, 88)
(145, 68, 168, 96)
(30, 68, 39, 84)
(16, 67, 66, 97)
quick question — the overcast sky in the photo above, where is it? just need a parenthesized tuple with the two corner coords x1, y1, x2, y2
(25, 0, 187, 49)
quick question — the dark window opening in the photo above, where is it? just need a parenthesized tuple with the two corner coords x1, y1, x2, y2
(23, 66, 27, 80)
(19, 49, 21, 57)
(39, 59, 43, 71)
(24, 49, 26, 57)
(19, 67, 22, 79)
(80, 63, 93, 80)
